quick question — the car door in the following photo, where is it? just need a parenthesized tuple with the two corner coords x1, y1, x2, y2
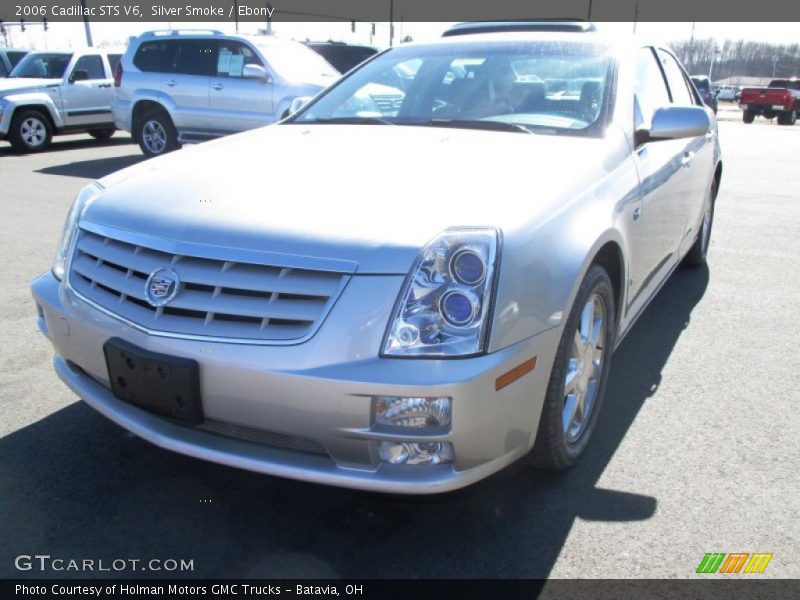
(60, 54, 114, 127)
(208, 40, 274, 134)
(163, 38, 216, 134)
(627, 46, 693, 314)
(657, 49, 716, 257)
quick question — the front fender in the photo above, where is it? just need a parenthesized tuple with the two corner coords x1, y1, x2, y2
(488, 144, 639, 355)
(1, 91, 63, 129)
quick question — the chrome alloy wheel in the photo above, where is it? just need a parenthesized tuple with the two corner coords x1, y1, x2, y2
(21, 117, 47, 148)
(142, 119, 167, 154)
(562, 293, 607, 444)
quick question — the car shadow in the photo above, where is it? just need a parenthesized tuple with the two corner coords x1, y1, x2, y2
(0, 266, 709, 579)
(35, 153, 145, 180)
(0, 136, 133, 157)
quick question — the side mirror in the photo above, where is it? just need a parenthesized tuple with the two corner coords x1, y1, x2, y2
(242, 64, 270, 82)
(288, 96, 313, 115)
(637, 106, 710, 146)
(69, 69, 90, 83)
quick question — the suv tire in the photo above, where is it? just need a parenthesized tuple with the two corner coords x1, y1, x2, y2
(9, 109, 53, 153)
(88, 127, 116, 141)
(138, 110, 180, 157)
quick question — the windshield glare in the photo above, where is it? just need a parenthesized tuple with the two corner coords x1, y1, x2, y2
(10, 53, 73, 78)
(294, 41, 613, 134)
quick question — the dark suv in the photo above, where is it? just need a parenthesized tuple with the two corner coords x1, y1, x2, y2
(690, 76, 718, 114)
(305, 41, 380, 74)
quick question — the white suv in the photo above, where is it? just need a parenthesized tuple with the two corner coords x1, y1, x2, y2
(0, 49, 121, 152)
(112, 30, 339, 157)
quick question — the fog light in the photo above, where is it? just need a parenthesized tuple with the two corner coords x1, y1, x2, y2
(373, 396, 452, 429)
(378, 441, 454, 465)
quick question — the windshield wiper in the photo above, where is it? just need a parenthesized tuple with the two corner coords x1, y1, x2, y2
(308, 116, 395, 125)
(423, 119, 534, 134)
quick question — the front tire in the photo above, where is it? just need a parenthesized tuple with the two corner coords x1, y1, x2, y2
(137, 110, 180, 157)
(743, 110, 755, 124)
(531, 265, 616, 470)
(9, 109, 53, 152)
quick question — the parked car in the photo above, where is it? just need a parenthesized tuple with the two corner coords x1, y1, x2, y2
(0, 47, 29, 77)
(32, 22, 721, 494)
(716, 84, 737, 101)
(305, 41, 380, 74)
(690, 75, 718, 114)
(112, 29, 339, 157)
(739, 78, 800, 125)
(0, 49, 122, 152)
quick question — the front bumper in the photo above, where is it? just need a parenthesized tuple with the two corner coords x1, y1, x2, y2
(32, 271, 560, 494)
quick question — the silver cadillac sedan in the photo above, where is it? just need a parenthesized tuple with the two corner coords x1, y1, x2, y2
(31, 23, 721, 493)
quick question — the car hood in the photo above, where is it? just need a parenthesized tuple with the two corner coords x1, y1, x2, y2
(88, 124, 628, 274)
(0, 78, 59, 95)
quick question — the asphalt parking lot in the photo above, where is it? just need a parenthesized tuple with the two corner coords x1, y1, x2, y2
(1, 114, 798, 579)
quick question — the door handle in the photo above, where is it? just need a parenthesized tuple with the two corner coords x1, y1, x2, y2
(166, 80, 176, 87)
(212, 83, 224, 91)
(681, 151, 694, 169)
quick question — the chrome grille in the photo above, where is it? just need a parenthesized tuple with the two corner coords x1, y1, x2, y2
(68, 228, 348, 342)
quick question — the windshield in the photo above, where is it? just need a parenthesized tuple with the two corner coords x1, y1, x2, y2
(9, 53, 73, 78)
(257, 43, 339, 83)
(292, 40, 613, 135)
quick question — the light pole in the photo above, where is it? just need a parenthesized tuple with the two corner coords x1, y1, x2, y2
(708, 47, 721, 82)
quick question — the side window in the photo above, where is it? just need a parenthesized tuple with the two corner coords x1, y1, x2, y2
(657, 50, 695, 106)
(107, 54, 122, 73)
(72, 55, 105, 79)
(0, 60, 7, 77)
(133, 41, 174, 73)
(634, 47, 671, 129)
(8, 51, 28, 68)
(173, 39, 216, 76)
(215, 41, 263, 78)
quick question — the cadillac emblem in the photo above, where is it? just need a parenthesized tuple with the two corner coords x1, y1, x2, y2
(145, 267, 180, 307)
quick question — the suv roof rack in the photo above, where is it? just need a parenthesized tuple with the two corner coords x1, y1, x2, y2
(442, 21, 596, 37)
(140, 29, 224, 38)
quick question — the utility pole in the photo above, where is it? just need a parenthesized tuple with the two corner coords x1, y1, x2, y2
(389, 0, 394, 47)
(633, 1, 639, 34)
(80, 0, 93, 46)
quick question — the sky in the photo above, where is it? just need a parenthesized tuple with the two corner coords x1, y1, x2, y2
(3, 21, 799, 52)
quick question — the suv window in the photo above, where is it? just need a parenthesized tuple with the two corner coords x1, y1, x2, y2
(0, 61, 6, 77)
(173, 39, 217, 76)
(658, 50, 695, 105)
(8, 51, 27, 68)
(134, 41, 174, 73)
(72, 55, 106, 79)
(634, 47, 671, 129)
(215, 41, 263, 78)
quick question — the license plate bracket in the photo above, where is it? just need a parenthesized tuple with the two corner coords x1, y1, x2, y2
(103, 338, 204, 425)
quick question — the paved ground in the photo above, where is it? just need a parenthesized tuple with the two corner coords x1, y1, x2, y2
(1, 120, 798, 579)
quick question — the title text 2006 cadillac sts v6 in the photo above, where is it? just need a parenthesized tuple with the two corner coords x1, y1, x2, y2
(31, 23, 721, 493)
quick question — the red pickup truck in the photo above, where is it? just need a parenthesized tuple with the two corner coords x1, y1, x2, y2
(739, 78, 800, 125)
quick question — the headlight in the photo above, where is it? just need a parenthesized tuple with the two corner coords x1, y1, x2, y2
(52, 181, 104, 281)
(382, 228, 500, 357)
